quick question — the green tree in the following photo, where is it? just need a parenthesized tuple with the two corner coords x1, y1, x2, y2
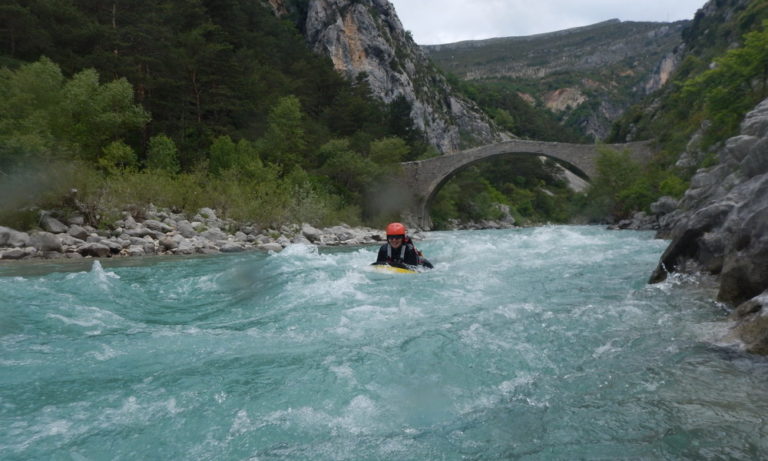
(58, 68, 149, 162)
(318, 139, 378, 203)
(98, 140, 138, 173)
(586, 147, 648, 218)
(209, 135, 238, 175)
(260, 95, 306, 170)
(369, 136, 410, 165)
(209, 135, 262, 175)
(680, 20, 768, 145)
(146, 134, 180, 174)
(0, 57, 147, 171)
(0, 57, 63, 170)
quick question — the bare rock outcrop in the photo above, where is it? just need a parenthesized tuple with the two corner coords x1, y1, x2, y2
(303, 0, 508, 153)
(648, 97, 768, 353)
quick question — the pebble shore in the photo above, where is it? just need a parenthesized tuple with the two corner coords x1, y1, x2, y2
(0, 207, 392, 261)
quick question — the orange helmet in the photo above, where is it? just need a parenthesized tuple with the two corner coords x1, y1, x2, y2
(385, 222, 406, 236)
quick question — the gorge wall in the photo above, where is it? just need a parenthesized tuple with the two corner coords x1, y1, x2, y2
(649, 98, 768, 354)
(424, 20, 687, 140)
(296, 0, 509, 153)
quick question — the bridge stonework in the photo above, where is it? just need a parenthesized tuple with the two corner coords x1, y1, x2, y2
(399, 140, 654, 229)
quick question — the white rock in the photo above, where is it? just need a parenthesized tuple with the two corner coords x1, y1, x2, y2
(259, 243, 283, 252)
(301, 223, 323, 242)
(30, 232, 62, 252)
(0, 227, 30, 248)
(40, 214, 68, 233)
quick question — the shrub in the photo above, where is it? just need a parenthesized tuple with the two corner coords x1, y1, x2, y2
(146, 134, 180, 174)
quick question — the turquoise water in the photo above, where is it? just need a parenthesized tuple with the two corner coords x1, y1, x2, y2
(1, 226, 767, 460)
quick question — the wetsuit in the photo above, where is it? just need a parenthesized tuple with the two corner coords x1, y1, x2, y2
(375, 238, 433, 269)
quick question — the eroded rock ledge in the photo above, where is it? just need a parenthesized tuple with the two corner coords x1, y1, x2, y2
(649, 97, 768, 354)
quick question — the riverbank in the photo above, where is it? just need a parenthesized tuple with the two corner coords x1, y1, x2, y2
(0, 206, 400, 262)
(0, 205, 528, 262)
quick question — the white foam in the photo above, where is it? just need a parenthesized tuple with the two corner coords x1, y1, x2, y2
(84, 344, 122, 361)
(592, 339, 621, 358)
(261, 394, 380, 436)
(45, 304, 130, 332)
(229, 409, 253, 436)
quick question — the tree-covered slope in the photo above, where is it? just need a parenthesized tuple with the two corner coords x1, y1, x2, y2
(1, 0, 430, 164)
(0, 0, 435, 229)
(593, 0, 768, 222)
(610, 0, 768, 156)
(424, 20, 687, 140)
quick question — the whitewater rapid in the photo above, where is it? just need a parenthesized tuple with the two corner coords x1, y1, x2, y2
(1, 226, 766, 460)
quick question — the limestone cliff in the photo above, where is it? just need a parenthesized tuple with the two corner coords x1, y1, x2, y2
(299, 0, 507, 153)
(424, 20, 687, 140)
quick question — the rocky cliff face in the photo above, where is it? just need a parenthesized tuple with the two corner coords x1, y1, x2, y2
(300, 0, 507, 152)
(649, 98, 768, 354)
(424, 20, 687, 140)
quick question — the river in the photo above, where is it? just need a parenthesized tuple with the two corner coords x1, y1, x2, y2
(1, 226, 767, 460)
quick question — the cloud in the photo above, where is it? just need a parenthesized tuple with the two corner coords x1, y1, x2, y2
(389, 0, 706, 44)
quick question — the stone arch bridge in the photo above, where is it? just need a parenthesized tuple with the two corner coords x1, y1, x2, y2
(399, 139, 654, 229)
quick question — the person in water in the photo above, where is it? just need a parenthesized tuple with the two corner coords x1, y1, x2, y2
(374, 222, 433, 269)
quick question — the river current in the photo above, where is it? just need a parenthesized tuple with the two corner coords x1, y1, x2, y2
(1, 226, 767, 460)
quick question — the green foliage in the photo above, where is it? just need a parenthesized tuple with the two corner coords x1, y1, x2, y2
(603, 11, 768, 220)
(429, 154, 578, 228)
(58, 69, 149, 162)
(0, 57, 64, 169)
(146, 134, 180, 174)
(0, 2, 439, 229)
(0, 57, 147, 173)
(446, 77, 586, 142)
(0, 0, 428, 168)
(611, 8, 768, 154)
(657, 172, 688, 198)
(318, 138, 379, 203)
(368, 137, 410, 165)
(260, 95, 306, 170)
(209, 135, 238, 175)
(581, 147, 689, 220)
(98, 141, 138, 174)
(678, 20, 768, 147)
(585, 147, 645, 218)
(0, 144, 361, 231)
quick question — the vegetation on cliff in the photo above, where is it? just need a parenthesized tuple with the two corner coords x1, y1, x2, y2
(424, 20, 686, 140)
(605, 1, 768, 218)
(435, 2, 768, 226)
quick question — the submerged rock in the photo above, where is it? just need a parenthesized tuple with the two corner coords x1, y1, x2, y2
(728, 291, 768, 355)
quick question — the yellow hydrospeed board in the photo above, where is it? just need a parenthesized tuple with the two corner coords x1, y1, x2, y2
(370, 265, 418, 274)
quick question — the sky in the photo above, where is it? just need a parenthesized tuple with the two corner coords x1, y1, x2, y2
(388, 0, 708, 45)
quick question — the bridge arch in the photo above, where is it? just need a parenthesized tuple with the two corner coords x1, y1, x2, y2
(399, 140, 653, 229)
